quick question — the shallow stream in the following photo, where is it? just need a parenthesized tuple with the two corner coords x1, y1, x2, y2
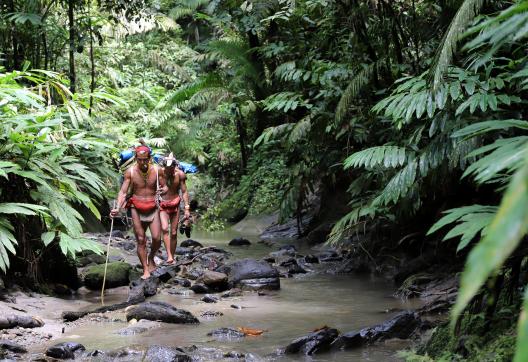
(38, 218, 421, 361)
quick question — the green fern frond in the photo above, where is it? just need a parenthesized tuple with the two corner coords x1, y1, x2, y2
(343, 146, 409, 169)
(453, 119, 528, 139)
(254, 123, 295, 147)
(327, 203, 377, 245)
(372, 160, 418, 206)
(429, 0, 486, 90)
(336, 62, 379, 122)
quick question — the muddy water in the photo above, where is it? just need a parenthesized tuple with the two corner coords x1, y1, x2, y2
(46, 219, 420, 361)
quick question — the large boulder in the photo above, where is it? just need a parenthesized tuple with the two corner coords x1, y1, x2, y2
(83, 262, 131, 290)
(196, 270, 229, 292)
(332, 311, 421, 349)
(144, 345, 191, 362)
(46, 342, 85, 359)
(228, 238, 251, 246)
(125, 301, 199, 324)
(284, 327, 339, 355)
(224, 258, 280, 290)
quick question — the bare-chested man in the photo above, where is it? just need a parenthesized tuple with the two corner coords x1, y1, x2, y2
(159, 153, 190, 264)
(110, 145, 162, 279)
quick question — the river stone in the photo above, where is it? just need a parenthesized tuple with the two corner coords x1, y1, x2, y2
(180, 239, 203, 248)
(201, 295, 219, 303)
(144, 345, 191, 362)
(84, 262, 131, 290)
(207, 327, 246, 340)
(0, 314, 44, 329)
(76, 253, 106, 267)
(46, 342, 86, 359)
(332, 311, 421, 349)
(284, 327, 339, 355)
(225, 258, 280, 290)
(228, 238, 251, 246)
(199, 270, 228, 285)
(0, 340, 27, 353)
(190, 283, 210, 294)
(115, 320, 160, 336)
(125, 301, 199, 324)
(168, 277, 191, 287)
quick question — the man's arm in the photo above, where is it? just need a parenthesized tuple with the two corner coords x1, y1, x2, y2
(179, 171, 190, 218)
(158, 167, 168, 195)
(111, 169, 131, 217)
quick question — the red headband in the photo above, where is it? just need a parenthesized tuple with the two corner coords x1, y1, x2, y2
(135, 145, 151, 156)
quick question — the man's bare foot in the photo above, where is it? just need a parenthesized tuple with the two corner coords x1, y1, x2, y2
(141, 271, 150, 280)
(148, 260, 157, 273)
(166, 258, 174, 265)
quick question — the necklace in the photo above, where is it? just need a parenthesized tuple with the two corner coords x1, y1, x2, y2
(138, 165, 150, 186)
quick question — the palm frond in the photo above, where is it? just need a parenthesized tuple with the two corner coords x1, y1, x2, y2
(336, 62, 379, 122)
(343, 146, 409, 169)
(429, 0, 486, 90)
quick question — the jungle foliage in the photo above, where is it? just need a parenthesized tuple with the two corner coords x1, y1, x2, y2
(1, 0, 528, 359)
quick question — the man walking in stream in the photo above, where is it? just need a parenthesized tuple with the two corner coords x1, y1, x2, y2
(159, 153, 191, 264)
(110, 144, 162, 279)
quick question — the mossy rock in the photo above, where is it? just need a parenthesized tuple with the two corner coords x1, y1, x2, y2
(84, 262, 132, 290)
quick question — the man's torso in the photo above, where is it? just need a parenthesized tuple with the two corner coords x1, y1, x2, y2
(129, 164, 159, 198)
(163, 170, 181, 200)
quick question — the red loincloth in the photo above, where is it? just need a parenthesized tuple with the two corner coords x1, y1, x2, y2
(126, 196, 157, 214)
(160, 196, 181, 215)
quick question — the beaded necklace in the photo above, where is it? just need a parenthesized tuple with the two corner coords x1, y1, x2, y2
(138, 164, 150, 186)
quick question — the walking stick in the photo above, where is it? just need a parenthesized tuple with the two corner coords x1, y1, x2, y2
(101, 200, 117, 306)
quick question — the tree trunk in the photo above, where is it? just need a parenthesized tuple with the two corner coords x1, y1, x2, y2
(8, 0, 19, 70)
(68, 0, 76, 93)
(235, 118, 247, 171)
(88, 13, 96, 115)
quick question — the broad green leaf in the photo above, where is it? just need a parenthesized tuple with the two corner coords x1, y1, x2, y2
(0, 203, 48, 215)
(41, 231, 55, 246)
(515, 287, 528, 362)
(452, 160, 528, 325)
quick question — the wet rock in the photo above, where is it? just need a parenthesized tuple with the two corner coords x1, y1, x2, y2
(317, 250, 343, 262)
(304, 255, 319, 264)
(168, 277, 191, 287)
(221, 288, 243, 298)
(225, 258, 280, 290)
(115, 320, 160, 336)
(201, 295, 219, 303)
(200, 311, 223, 318)
(284, 327, 339, 355)
(332, 311, 421, 349)
(279, 244, 297, 252)
(190, 283, 210, 294)
(84, 262, 131, 290)
(269, 249, 296, 259)
(166, 287, 191, 296)
(228, 238, 251, 246)
(76, 253, 106, 267)
(277, 257, 306, 274)
(46, 342, 85, 359)
(230, 304, 246, 310)
(198, 270, 228, 285)
(125, 301, 199, 324)
(144, 345, 191, 362)
(182, 267, 204, 281)
(180, 239, 203, 248)
(105, 347, 144, 359)
(0, 314, 44, 329)
(151, 264, 180, 282)
(238, 277, 280, 290)
(224, 351, 245, 359)
(196, 270, 229, 292)
(175, 247, 193, 256)
(207, 327, 246, 340)
(0, 340, 27, 353)
(111, 230, 125, 239)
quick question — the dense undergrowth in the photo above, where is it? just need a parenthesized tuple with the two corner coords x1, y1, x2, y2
(1, 0, 528, 359)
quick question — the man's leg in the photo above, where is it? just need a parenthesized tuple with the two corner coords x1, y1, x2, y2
(169, 209, 180, 259)
(160, 211, 174, 263)
(147, 210, 162, 272)
(131, 208, 149, 279)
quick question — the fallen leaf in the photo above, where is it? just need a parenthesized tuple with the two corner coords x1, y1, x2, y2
(237, 327, 267, 336)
